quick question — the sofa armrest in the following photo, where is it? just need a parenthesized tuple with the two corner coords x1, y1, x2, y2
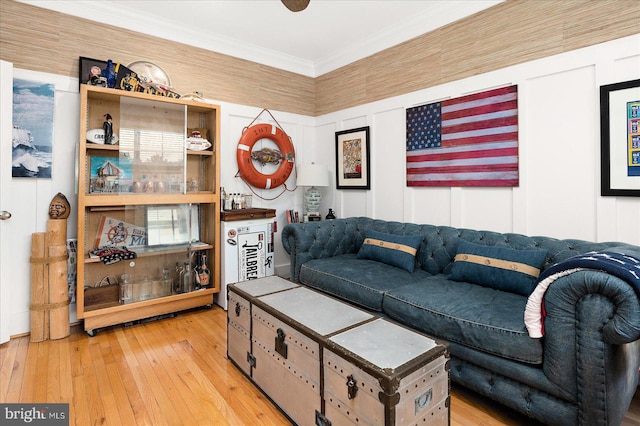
(281, 218, 367, 282)
(542, 264, 640, 425)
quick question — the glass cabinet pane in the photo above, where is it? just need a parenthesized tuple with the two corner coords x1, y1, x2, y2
(83, 203, 212, 311)
(119, 97, 185, 194)
(88, 97, 186, 194)
(77, 85, 220, 332)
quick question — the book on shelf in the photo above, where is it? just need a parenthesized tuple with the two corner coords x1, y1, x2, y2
(286, 209, 300, 223)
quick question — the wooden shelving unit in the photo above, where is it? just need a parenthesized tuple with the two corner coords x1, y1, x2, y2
(76, 85, 221, 335)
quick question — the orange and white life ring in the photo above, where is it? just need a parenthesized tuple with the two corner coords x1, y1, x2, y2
(237, 123, 295, 189)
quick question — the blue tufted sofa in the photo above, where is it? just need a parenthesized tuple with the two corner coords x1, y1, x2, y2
(281, 217, 640, 426)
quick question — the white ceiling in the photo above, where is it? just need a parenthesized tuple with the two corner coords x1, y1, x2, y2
(19, 0, 502, 77)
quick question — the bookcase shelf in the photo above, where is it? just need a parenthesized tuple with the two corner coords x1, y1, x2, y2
(76, 85, 221, 335)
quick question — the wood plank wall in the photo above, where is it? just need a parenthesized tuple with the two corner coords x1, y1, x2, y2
(316, 0, 640, 115)
(1, 0, 639, 117)
(0, 0, 316, 115)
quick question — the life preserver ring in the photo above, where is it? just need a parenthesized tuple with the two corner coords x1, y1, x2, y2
(237, 124, 295, 189)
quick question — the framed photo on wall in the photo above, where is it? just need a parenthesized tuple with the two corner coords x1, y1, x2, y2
(335, 126, 370, 189)
(600, 78, 640, 196)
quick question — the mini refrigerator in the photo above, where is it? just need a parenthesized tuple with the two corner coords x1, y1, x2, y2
(216, 216, 275, 309)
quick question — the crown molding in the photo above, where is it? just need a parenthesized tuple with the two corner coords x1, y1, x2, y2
(16, 0, 502, 78)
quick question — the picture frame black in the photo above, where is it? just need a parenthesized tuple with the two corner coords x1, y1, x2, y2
(79, 56, 107, 88)
(78, 56, 134, 90)
(335, 126, 370, 190)
(600, 78, 640, 197)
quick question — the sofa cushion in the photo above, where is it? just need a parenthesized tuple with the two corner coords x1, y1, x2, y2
(449, 240, 548, 296)
(299, 254, 433, 311)
(356, 229, 422, 272)
(383, 274, 543, 364)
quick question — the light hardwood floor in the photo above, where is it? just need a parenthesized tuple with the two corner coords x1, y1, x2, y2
(1, 305, 639, 425)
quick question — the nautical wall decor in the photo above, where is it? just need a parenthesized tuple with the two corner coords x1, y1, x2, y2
(12, 78, 54, 178)
(236, 109, 296, 191)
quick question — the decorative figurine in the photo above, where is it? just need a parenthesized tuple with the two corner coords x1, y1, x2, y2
(102, 59, 117, 88)
(89, 65, 107, 87)
(103, 113, 113, 145)
(120, 73, 139, 92)
(48, 192, 71, 219)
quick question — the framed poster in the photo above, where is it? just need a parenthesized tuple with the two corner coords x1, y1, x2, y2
(12, 78, 54, 178)
(335, 126, 370, 189)
(406, 85, 519, 187)
(600, 78, 640, 196)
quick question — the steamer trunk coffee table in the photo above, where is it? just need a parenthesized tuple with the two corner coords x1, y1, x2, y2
(227, 276, 450, 426)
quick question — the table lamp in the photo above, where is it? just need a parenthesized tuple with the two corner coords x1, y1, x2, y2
(296, 163, 329, 218)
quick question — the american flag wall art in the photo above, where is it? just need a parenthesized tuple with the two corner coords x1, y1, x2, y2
(406, 85, 519, 187)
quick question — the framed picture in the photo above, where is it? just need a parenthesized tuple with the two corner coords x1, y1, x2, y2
(79, 56, 108, 88)
(12, 78, 54, 178)
(335, 126, 370, 189)
(78, 56, 134, 90)
(600, 78, 640, 196)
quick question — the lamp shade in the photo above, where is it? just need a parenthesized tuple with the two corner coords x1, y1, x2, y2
(297, 163, 329, 187)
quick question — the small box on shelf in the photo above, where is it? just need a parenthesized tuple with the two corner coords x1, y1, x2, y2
(306, 213, 321, 222)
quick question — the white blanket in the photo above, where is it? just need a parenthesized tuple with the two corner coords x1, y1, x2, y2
(524, 267, 583, 338)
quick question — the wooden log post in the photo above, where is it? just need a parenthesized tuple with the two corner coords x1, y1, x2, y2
(47, 219, 70, 340)
(29, 232, 48, 342)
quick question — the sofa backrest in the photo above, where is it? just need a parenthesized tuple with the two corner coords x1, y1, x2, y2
(351, 217, 636, 275)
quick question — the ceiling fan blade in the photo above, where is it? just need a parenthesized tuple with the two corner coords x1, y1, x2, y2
(281, 0, 310, 12)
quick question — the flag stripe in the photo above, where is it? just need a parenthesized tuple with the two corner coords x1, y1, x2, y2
(407, 155, 518, 171)
(407, 141, 517, 158)
(442, 103, 518, 125)
(442, 116, 518, 135)
(406, 85, 519, 187)
(443, 131, 518, 147)
(407, 147, 518, 164)
(407, 163, 518, 175)
(443, 86, 518, 107)
(407, 171, 518, 183)
(442, 95, 518, 120)
(407, 178, 519, 187)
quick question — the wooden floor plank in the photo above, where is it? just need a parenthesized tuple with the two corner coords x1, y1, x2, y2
(89, 334, 124, 426)
(108, 327, 153, 425)
(46, 339, 61, 403)
(0, 306, 638, 425)
(0, 332, 22, 401)
(58, 335, 74, 404)
(133, 323, 202, 425)
(18, 339, 39, 402)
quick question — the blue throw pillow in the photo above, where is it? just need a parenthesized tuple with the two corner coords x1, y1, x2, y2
(448, 240, 548, 296)
(357, 229, 422, 273)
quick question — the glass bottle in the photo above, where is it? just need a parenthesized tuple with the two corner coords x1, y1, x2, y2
(161, 268, 172, 296)
(103, 59, 116, 88)
(198, 254, 211, 288)
(120, 274, 132, 304)
(174, 262, 183, 294)
(326, 209, 336, 220)
(194, 252, 202, 289)
(181, 262, 192, 293)
(138, 275, 152, 301)
(220, 187, 227, 211)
